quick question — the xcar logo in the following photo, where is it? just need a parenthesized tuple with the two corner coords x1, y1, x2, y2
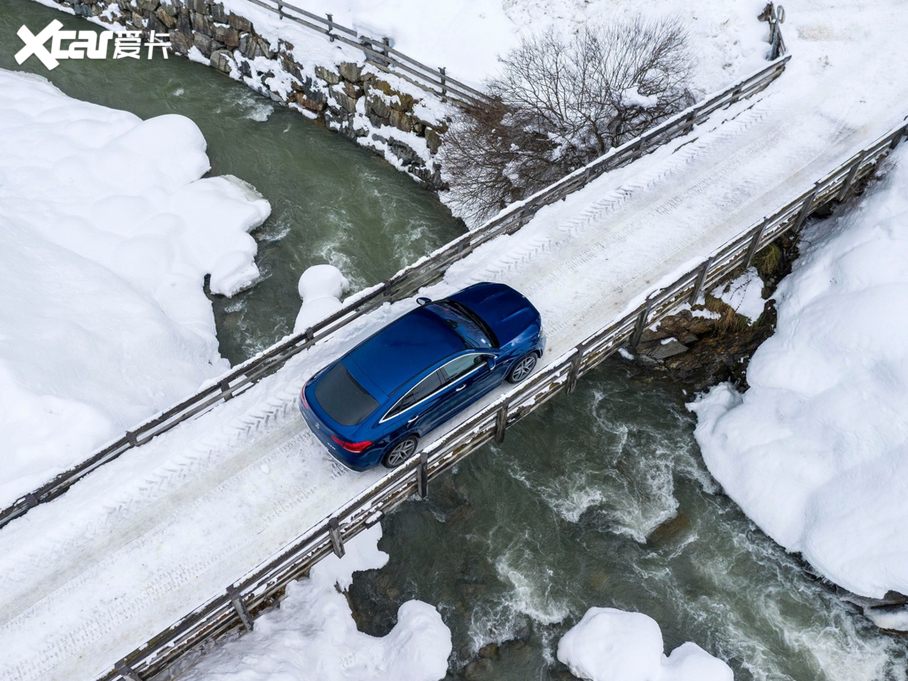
(16, 20, 171, 70)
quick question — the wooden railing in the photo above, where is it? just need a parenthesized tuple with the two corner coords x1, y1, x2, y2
(242, 0, 490, 107)
(0, 55, 791, 532)
(97, 116, 908, 681)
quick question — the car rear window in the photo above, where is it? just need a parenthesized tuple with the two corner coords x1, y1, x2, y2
(315, 363, 379, 426)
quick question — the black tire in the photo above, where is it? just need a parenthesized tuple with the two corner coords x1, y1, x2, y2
(382, 435, 419, 468)
(506, 353, 538, 384)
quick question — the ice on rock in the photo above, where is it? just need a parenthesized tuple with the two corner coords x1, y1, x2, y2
(557, 608, 733, 681)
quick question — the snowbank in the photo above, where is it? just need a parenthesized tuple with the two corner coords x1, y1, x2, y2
(293, 264, 351, 334)
(0, 68, 270, 506)
(689, 145, 908, 600)
(294, 0, 768, 94)
(557, 608, 733, 681)
(180, 525, 452, 681)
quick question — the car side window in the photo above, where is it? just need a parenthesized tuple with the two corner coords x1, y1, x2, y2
(388, 370, 444, 418)
(440, 354, 485, 385)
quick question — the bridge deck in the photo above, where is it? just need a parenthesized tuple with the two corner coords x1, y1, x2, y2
(3, 35, 908, 681)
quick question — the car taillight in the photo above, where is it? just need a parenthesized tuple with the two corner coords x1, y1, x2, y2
(300, 389, 309, 409)
(331, 435, 373, 453)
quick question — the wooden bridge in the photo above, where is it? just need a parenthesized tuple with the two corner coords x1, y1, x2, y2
(2, 37, 908, 681)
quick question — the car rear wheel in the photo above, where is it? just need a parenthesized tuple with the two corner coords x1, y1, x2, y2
(382, 435, 419, 468)
(506, 353, 538, 383)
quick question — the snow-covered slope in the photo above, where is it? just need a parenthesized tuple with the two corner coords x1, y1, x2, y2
(690, 144, 908, 605)
(0, 69, 270, 507)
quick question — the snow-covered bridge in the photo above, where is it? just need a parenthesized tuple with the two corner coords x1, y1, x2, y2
(2, 45, 908, 681)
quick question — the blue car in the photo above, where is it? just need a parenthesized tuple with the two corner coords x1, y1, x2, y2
(298, 282, 545, 470)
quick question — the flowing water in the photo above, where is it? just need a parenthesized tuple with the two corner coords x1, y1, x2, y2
(0, 0, 464, 364)
(3, 1, 906, 678)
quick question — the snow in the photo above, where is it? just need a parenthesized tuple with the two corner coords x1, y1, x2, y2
(710, 266, 766, 322)
(557, 608, 733, 681)
(294, 264, 351, 334)
(7, 0, 908, 676)
(179, 525, 452, 681)
(0, 68, 270, 507)
(296, 0, 768, 94)
(689, 144, 908, 602)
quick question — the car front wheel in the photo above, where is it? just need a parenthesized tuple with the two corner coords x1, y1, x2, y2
(506, 353, 538, 384)
(382, 435, 419, 468)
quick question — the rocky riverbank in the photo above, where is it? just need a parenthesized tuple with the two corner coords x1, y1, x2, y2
(58, 0, 449, 187)
(621, 232, 801, 392)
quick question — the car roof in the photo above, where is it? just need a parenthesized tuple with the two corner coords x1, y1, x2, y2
(344, 306, 466, 397)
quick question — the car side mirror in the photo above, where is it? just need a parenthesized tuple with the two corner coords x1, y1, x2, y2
(417, 297, 431, 306)
(486, 356, 496, 369)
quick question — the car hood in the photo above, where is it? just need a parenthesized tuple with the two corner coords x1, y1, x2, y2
(448, 283, 541, 346)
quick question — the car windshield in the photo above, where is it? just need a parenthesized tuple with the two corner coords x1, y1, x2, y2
(314, 363, 379, 426)
(427, 301, 498, 349)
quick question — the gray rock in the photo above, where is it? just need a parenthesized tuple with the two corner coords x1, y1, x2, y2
(210, 48, 233, 73)
(253, 35, 274, 59)
(389, 108, 412, 133)
(186, 0, 207, 13)
(332, 89, 358, 114)
(367, 93, 390, 118)
(137, 0, 159, 12)
(314, 65, 341, 85)
(155, 7, 177, 28)
(640, 339, 689, 361)
(190, 11, 209, 33)
(424, 127, 442, 154)
(211, 23, 239, 47)
(72, 1, 93, 17)
(192, 31, 215, 56)
(338, 61, 362, 82)
(209, 1, 226, 23)
(227, 12, 252, 32)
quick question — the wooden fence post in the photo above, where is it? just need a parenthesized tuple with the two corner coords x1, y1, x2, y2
(417, 452, 428, 499)
(743, 220, 769, 269)
(226, 585, 254, 632)
(566, 353, 582, 394)
(689, 257, 712, 305)
(276, 0, 283, 20)
(890, 127, 906, 149)
(328, 518, 345, 558)
(116, 662, 142, 681)
(494, 403, 508, 444)
(439, 66, 447, 102)
(326, 13, 334, 41)
(793, 185, 819, 232)
(838, 151, 867, 201)
(630, 297, 654, 348)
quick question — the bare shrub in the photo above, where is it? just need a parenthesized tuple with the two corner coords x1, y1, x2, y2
(442, 17, 694, 225)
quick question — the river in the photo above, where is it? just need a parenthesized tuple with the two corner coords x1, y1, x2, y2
(2, 1, 905, 679)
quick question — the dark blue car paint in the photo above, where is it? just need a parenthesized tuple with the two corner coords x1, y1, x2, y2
(299, 282, 545, 470)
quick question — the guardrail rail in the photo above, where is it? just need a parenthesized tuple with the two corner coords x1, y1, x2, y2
(0, 55, 792, 532)
(99, 116, 908, 681)
(243, 0, 490, 107)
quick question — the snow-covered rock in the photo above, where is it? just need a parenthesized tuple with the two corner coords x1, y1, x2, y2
(293, 264, 350, 334)
(557, 608, 733, 681)
(0, 68, 270, 506)
(179, 525, 452, 681)
(710, 267, 765, 323)
(690, 145, 908, 604)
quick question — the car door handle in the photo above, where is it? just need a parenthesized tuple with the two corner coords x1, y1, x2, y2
(455, 384, 467, 392)
(407, 415, 419, 424)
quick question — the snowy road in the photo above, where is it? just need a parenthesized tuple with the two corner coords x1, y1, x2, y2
(3, 39, 908, 681)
